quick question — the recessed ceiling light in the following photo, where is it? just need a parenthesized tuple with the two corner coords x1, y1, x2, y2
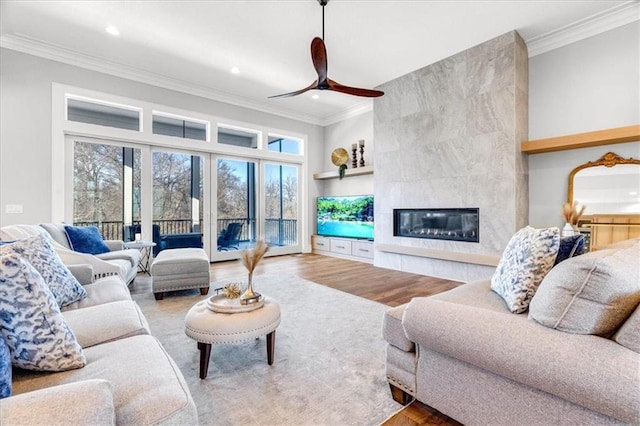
(105, 25, 120, 36)
(630, 191, 638, 196)
(230, 66, 240, 74)
(312, 94, 319, 100)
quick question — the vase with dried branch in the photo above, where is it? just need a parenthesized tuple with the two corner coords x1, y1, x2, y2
(240, 240, 269, 305)
(561, 201, 586, 236)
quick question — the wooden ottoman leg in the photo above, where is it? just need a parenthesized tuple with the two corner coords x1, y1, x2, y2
(200, 287, 209, 295)
(197, 342, 212, 379)
(266, 330, 276, 365)
(154, 292, 164, 301)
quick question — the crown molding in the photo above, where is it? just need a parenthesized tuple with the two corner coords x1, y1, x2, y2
(0, 33, 331, 126)
(527, 1, 639, 57)
(323, 101, 373, 126)
(2, 2, 637, 126)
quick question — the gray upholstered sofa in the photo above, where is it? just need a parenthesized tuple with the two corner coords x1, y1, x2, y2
(0, 225, 197, 424)
(384, 238, 640, 425)
(3, 224, 140, 285)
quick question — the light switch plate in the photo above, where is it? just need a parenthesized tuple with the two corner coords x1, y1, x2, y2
(5, 204, 23, 214)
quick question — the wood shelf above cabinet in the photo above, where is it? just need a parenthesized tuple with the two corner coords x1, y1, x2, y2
(313, 165, 373, 180)
(521, 125, 640, 154)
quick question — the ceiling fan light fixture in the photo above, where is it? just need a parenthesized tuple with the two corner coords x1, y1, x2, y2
(269, 0, 383, 99)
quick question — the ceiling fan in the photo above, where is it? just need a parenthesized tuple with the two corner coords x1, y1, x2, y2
(269, 0, 384, 99)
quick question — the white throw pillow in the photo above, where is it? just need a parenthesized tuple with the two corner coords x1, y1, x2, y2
(491, 226, 560, 313)
(0, 234, 86, 307)
(0, 254, 86, 371)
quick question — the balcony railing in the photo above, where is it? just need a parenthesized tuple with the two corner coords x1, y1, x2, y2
(75, 218, 298, 247)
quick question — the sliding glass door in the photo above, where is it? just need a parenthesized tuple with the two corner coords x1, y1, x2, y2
(213, 156, 300, 260)
(152, 149, 204, 255)
(264, 162, 298, 249)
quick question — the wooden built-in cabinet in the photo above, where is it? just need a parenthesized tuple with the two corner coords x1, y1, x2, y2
(578, 214, 640, 251)
(312, 235, 374, 263)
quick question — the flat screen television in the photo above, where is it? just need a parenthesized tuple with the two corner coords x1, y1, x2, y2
(317, 195, 374, 240)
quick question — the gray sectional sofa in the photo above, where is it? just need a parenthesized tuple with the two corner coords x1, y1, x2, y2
(0, 225, 197, 424)
(384, 237, 640, 425)
(40, 222, 141, 285)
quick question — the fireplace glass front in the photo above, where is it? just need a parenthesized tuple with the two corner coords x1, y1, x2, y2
(393, 208, 479, 243)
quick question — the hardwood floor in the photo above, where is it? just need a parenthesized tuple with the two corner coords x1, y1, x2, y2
(207, 253, 461, 307)
(205, 253, 463, 425)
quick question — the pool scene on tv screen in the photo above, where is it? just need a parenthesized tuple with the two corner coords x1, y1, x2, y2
(317, 195, 374, 240)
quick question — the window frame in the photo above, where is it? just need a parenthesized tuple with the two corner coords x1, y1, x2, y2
(52, 83, 309, 256)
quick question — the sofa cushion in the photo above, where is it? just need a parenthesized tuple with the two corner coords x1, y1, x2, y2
(63, 301, 150, 348)
(0, 254, 86, 371)
(432, 279, 508, 313)
(39, 223, 73, 250)
(61, 275, 132, 312)
(97, 249, 140, 269)
(0, 234, 86, 307)
(0, 379, 115, 425)
(64, 225, 111, 255)
(529, 240, 640, 337)
(554, 234, 585, 265)
(0, 334, 10, 398)
(491, 226, 560, 313)
(11, 334, 198, 425)
(613, 304, 640, 353)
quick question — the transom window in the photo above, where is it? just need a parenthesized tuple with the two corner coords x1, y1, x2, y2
(67, 98, 141, 131)
(152, 113, 208, 141)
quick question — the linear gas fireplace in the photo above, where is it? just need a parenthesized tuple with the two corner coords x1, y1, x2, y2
(394, 208, 479, 243)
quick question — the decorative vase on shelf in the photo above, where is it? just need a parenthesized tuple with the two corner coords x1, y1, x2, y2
(562, 222, 579, 237)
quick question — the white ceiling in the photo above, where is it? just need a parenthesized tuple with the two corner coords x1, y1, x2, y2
(1, 0, 637, 125)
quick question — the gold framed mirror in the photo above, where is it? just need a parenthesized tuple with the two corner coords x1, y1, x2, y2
(568, 151, 640, 250)
(568, 152, 640, 210)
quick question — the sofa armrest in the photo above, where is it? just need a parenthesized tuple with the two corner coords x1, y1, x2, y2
(0, 379, 115, 425)
(66, 264, 95, 285)
(104, 239, 124, 251)
(403, 297, 640, 423)
(56, 247, 123, 281)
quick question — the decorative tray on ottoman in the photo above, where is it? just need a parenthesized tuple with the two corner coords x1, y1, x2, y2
(206, 295, 264, 313)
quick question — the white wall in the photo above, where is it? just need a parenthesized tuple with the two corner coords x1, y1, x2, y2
(321, 111, 374, 196)
(0, 48, 324, 245)
(528, 21, 640, 227)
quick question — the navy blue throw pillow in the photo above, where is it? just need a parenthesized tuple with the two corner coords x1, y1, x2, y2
(64, 225, 110, 255)
(0, 333, 11, 398)
(554, 234, 586, 266)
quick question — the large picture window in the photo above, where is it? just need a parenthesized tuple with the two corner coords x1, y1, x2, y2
(59, 85, 305, 261)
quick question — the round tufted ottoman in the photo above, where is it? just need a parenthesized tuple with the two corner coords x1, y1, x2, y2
(184, 297, 281, 379)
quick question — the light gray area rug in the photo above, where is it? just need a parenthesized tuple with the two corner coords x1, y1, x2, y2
(132, 274, 402, 425)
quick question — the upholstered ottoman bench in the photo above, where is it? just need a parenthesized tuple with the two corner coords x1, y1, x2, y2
(151, 248, 210, 300)
(184, 297, 281, 379)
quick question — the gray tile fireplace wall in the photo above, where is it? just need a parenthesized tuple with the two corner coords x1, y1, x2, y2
(373, 31, 529, 282)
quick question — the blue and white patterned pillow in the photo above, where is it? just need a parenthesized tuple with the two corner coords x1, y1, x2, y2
(0, 254, 86, 371)
(0, 333, 11, 398)
(0, 234, 86, 307)
(491, 226, 560, 313)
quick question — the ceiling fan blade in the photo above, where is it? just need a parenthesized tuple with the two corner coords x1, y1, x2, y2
(268, 81, 319, 99)
(311, 37, 328, 86)
(328, 79, 384, 98)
